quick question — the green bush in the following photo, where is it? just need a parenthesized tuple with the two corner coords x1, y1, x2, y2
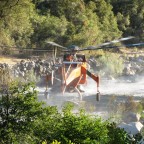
(107, 122, 132, 144)
(0, 82, 57, 144)
(0, 83, 134, 144)
(96, 52, 124, 77)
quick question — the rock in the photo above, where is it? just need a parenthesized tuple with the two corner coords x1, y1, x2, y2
(118, 122, 143, 135)
(123, 112, 141, 123)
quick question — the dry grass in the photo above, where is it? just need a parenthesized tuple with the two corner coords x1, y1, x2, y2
(0, 56, 25, 66)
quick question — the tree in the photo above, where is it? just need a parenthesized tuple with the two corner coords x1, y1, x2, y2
(0, 0, 35, 50)
(0, 82, 57, 143)
(32, 0, 102, 48)
(109, 0, 144, 41)
(31, 14, 68, 48)
(33, 0, 122, 48)
(86, 0, 122, 41)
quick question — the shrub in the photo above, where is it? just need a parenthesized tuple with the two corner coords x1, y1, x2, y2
(0, 83, 135, 144)
(0, 82, 57, 144)
(96, 52, 124, 77)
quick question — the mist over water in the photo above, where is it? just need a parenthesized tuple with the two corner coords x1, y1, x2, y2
(85, 77, 144, 97)
(37, 77, 144, 101)
(37, 75, 144, 112)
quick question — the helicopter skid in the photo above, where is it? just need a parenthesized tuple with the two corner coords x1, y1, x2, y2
(44, 86, 84, 101)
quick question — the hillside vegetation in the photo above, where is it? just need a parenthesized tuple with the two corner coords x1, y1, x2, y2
(0, 0, 144, 53)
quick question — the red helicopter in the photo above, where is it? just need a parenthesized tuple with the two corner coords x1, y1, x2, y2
(44, 36, 141, 101)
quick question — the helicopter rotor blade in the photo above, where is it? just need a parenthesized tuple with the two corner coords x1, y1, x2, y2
(21, 49, 56, 52)
(98, 36, 134, 47)
(82, 36, 135, 50)
(78, 42, 144, 51)
(46, 41, 68, 50)
(45, 36, 135, 52)
(0, 45, 59, 52)
(122, 42, 144, 47)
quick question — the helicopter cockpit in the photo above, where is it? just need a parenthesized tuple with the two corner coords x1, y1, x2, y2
(63, 53, 86, 69)
(63, 53, 86, 62)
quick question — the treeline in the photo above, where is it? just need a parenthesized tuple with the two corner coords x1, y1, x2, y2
(0, 0, 144, 51)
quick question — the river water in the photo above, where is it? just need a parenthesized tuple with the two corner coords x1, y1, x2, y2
(37, 76, 144, 113)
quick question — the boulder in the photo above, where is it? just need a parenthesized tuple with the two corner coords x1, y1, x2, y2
(123, 112, 141, 123)
(118, 122, 143, 135)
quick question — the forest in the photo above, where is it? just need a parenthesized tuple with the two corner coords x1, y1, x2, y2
(0, 0, 144, 51)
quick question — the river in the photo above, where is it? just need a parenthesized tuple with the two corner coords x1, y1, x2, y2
(37, 76, 144, 113)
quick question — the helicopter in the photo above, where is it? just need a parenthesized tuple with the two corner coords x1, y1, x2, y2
(46, 45, 100, 101)
(42, 36, 144, 101)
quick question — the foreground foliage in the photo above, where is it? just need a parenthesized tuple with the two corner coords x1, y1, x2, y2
(0, 82, 134, 143)
(0, 82, 57, 143)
